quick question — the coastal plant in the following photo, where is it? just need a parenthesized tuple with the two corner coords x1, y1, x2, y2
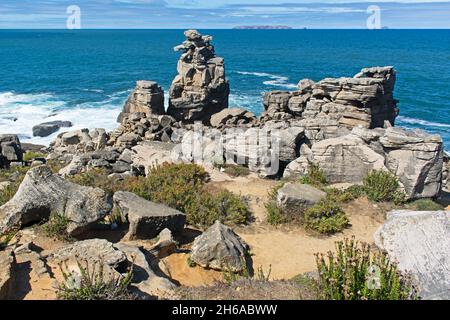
(363, 170, 405, 204)
(220, 164, 251, 177)
(406, 199, 443, 211)
(42, 212, 73, 242)
(23, 151, 46, 162)
(0, 184, 19, 206)
(300, 164, 327, 187)
(303, 198, 349, 234)
(324, 185, 366, 204)
(57, 258, 135, 300)
(0, 230, 17, 251)
(315, 237, 419, 300)
(265, 181, 289, 226)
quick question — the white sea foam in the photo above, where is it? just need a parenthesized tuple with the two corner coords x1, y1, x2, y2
(236, 71, 298, 90)
(0, 91, 124, 146)
(397, 116, 450, 129)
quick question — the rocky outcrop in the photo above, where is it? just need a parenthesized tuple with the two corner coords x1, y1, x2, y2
(379, 127, 444, 199)
(374, 210, 450, 300)
(285, 126, 443, 199)
(32, 121, 73, 138)
(118, 81, 165, 123)
(0, 135, 23, 168)
(167, 30, 230, 123)
(0, 249, 15, 300)
(109, 112, 176, 147)
(210, 108, 257, 129)
(261, 66, 398, 132)
(191, 221, 250, 272)
(276, 183, 326, 216)
(113, 191, 186, 240)
(50, 128, 108, 156)
(0, 166, 111, 236)
(443, 153, 450, 191)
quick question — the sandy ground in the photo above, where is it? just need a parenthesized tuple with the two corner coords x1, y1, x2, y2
(8, 170, 388, 297)
(209, 172, 386, 280)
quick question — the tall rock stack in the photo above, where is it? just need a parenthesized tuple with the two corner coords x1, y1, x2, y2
(117, 80, 165, 123)
(167, 30, 230, 123)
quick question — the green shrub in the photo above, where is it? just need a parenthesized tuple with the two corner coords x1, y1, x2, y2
(221, 165, 250, 177)
(315, 237, 419, 300)
(325, 185, 366, 204)
(303, 198, 349, 234)
(0, 184, 18, 206)
(300, 164, 327, 187)
(363, 170, 405, 204)
(265, 201, 285, 226)
(57, 259, 135, 300)
(407, 199, 443, 211)
(69, 169, 118, 194)
(42, 213, 73, 242)
(23, 151, 46, 162)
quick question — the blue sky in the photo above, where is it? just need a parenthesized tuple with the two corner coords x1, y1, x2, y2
(1, 1, 450, 28)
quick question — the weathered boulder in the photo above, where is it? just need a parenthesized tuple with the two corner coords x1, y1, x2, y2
(132, 141, 177, 175)
(443, 153, 450, 192)
(379, 127, 443, 199)
(284, 134, 386, 182)
(48, 239, 126, 266)
(0, 250, 15, 300)
(168, 30, 230, 123)
(113, 191, 186, 240)
(0, 134, 23, 168)
(0, 166, 112, 236)
(191, 221, 249, 272)
(374, 210, 450, 300)
(276, 183, 327, 215)
(210, 107, 257, 129)
(114, 243, 177, 297)
(118, 81, 165, 123)
(50, 128, 108, 155)
(32, 121, 73, 137)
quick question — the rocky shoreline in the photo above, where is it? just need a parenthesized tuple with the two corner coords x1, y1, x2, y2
(0, 30, 449, 300)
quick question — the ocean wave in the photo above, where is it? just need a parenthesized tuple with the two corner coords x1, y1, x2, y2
(236, 71, 298, 90)
(0, 91, 124, 146)
(397, 116, 450, 130)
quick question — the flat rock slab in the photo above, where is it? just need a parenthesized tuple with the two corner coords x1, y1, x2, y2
(374, 210, 450, 300)
(0, 250, 15, 300)
(113, 191, 186, 240)
(276, 182, 326, 215)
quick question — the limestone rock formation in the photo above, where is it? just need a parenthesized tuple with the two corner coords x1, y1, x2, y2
(191, 221, 250, 272)
(113, 191, 186, 240)
(117, 81, 165, 123)
(285, 126, 443, 199)
(443, 153, 450, 191)
(32, 121, 73, 138)
(50, 128, 108, 155)
(261, 66, 398, 131)
(374, 210, 450, 300)
(0, 166, 112, 236)
(0, 134, 23, 168)
(210, 107, 257, 129)
(167, 30, 230, 123)
(276, 183, 327, 216)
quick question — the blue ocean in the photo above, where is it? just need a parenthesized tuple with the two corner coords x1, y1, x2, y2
(0, 29, 449, 148)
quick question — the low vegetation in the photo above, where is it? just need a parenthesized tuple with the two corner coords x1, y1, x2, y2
(315, 237, 419, 300)
(303, 198, 349, 234)
(69, 163, 251, 229)
(363, 170, 406, 204)
(23, 151, 46, 162)
(406, 199, 444, 211)
(220, 164, 251, 177)
(0, 166, 28, 206)
(300, 164, 328, 187)
(41, 213, 73, 242)
(0, 230, 17, 251)
(57, 259, 135, 300)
